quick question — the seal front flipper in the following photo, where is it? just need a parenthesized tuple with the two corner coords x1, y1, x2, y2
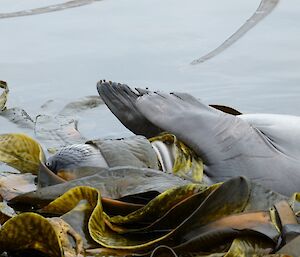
(134, 91, 300, 195)
(135, 91, 259, 166)
(97, 80, 162, 138)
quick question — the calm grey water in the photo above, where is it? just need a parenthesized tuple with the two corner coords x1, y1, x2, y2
(0, 0, 299, 140)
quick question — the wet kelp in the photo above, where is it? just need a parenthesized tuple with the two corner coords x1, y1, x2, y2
(0, 133, 299, 256)
(0, 130, 296, 257)
(1, 82, 300, 256)
(0, 133, 43, 174)
(1, 176, 299, 257)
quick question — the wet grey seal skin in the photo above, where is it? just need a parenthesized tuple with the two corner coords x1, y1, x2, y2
(97, 82, 300, 196)
(96, 80, 163, 138)
(97, 81, 242, 138)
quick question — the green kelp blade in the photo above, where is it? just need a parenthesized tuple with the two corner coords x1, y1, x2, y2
(30, 177, 275, 254)
(42, 186, 99, 215)
(41, 187, 103, 251)
(90, 177, 250, 250)
(0, 80, 9, 111)
(132, 177, 251, 250)
(111, 184, 220, 233)
(34, 188, 102, 250)
(149, 237, 274, 257)
(39, 184, 206, 251)
(40, 186, 134, 251)
(149, 245, 178, 257)
(0, 133, 45, 174)
(101, 198, 144, 217)
(173, 211, 278, 253)
(48, 216, 84, 257)
(110, 183, 210, 226)
(174, 177, 251, 236)
(223, 237, 273, 257)
(149, 235, 275, 257)
(61, 198, 143, 249)
(149, 133, 203, 182)
(0, 212, 63, 257)
(42, 186, 141, 247)
(85, 247, 135, 257)
(10, 167, 188, 211)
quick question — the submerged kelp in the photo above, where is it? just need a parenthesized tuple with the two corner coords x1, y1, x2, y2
(0, 81, 105, 152)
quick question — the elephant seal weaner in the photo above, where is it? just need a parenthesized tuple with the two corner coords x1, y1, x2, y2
(97, 81, 300, 196)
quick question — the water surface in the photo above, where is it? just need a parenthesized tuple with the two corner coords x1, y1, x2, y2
(0, 0, 299, 139)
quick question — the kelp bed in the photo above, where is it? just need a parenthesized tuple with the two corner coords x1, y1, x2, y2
(1, 82, 300, 256)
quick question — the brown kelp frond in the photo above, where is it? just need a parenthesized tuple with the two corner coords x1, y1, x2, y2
(1, 177, 298, 256)
(109, 184, 208, 225)
(0, 133, 45, 174)
(42, 186, 99, 215)
(0, 213, 63, 257)
(223, 237, 274, 257)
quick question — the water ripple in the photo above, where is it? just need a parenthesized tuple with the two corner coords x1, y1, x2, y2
(191, 0, 280, 65)
(0, 0, 98, 19)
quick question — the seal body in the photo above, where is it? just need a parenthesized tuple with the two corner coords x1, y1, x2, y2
(240, 113, 300, 159)
(97, 82, 300, 196)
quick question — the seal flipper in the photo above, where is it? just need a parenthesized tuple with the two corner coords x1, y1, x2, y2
(135, 92, 278, 179)
(97, 81, 162, 138)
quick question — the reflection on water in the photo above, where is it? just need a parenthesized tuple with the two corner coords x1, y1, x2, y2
(191, 0, 279, 64)
(0, 0, 96, 19)
(0, 0, 299, 139)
